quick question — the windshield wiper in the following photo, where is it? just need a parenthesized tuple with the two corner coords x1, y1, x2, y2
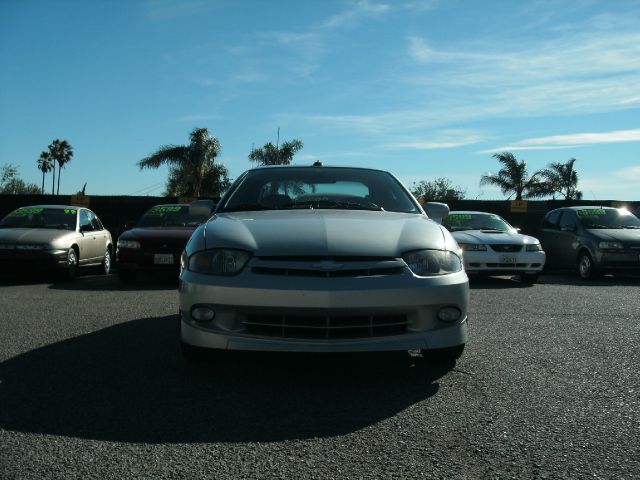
(219, 203, 272, 212)
(585, 224, 611, 229)
(282, 200, 384, 211)
(617, 225, 640, 229)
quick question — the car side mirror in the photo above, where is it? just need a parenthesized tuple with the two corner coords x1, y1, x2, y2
(422, 202, 450, 224)
(80, 224, 93, 233)
(189, 199, 216, 217)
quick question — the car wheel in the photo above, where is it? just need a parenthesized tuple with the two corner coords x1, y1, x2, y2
(61, 247, 79, 281)
(578, 252, 599, 280)
(421, 344, 465, 363)
(102, 248, 112, 275)
(520, 273, 539, 284)
(117, 268, 137, 283)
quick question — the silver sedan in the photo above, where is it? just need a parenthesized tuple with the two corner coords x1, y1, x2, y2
(0, 205, 113, 280)
(179, 166, 469, 362)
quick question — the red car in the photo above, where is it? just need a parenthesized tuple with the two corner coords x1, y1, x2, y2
(116, 202, 214, 282)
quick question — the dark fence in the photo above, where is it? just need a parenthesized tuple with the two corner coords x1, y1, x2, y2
(1, 194, 638, 240)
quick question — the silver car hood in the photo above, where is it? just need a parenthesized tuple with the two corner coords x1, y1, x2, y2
(0, 228, 78, 245)
(197, 210, 449, 257)
(452, 230, 539, 245)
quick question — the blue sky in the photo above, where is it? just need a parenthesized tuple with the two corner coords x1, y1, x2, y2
(1, 0, 639, 199)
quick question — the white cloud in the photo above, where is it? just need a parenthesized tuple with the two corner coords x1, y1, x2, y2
(384, 133, 485, 150)
(614, 165, 640, 180)
(481, 129, 640, 153)
(322, 1, 391, 29)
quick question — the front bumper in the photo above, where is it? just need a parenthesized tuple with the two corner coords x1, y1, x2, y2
(179, 268, 469, 353)
(462, 250, 545, 275)
(595, 251, 640, 273)
(0, 249, 68, 270)
(117, 248, 181, 272)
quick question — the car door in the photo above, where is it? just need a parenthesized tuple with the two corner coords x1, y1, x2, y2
(538, 210, 563, 267)
(78, 209, 100, 262)
(89, 210, 109, 259)
(555, 210, 580, 268)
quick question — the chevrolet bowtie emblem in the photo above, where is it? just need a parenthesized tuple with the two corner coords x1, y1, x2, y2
(311, 260, 345, 271)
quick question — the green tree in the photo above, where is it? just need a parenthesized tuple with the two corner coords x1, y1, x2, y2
(138, 127, 222, 197)
(1, 164, 41, 194)
(412, 177, 466, 203)
(538, 158, 582, 200)
(165, 162, 231, 197)
(48, 139, 74, 195)
(248, 139, 303, 165)
(480, 152, 549, 200)
(37, 151, 53, 194)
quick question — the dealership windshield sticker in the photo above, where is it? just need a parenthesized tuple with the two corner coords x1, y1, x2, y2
(9, 207, 44, 217)
(446, 214, 473, 223)
(577, 209, 606, 217)
(63, 209, 77, 215)
(148, 206, 182, 215)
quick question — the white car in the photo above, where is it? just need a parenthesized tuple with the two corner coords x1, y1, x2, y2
(442, 211, 545, 283)
(179, 165, 469, 362)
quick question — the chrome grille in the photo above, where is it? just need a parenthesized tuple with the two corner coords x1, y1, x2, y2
(489, 244, 522, 252)
(251, 256, 405, 278)
(243, 314, 408, 339)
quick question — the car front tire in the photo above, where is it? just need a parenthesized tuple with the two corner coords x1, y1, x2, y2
(102, 248, 112, 275)
(578, 252, 600, 280)
(60, 247, 78, 281)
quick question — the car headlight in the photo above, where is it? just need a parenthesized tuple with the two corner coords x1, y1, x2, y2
(188, 248, 252, 275)
(15, 244, 48, 251)
(599, 241, 624, 252)
(458, 243, 487, 251)
(402, 250, 462, 276)
(526, 243, 543, 251)
(117, 240, 141, 249)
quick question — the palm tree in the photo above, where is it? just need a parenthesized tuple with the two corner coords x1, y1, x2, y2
(480, 152, 549, 200)
(48, 139, 74, 195)
(37, 151, 53, 194)
(539, 158, 582, 200)
(248, 139, 303, 165)
(138, 127, 221, 197)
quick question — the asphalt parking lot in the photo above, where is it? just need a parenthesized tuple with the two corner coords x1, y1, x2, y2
(1, 272, 639, 479)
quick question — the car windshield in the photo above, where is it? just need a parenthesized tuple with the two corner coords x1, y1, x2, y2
(577, 208, 640, 229)
(218, 167, 420, 213)
(0, 207, 77, 230)
(136, 205, 207, 228)
(442, 213, 512, 232)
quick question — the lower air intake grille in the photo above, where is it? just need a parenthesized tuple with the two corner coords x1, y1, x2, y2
(243, 314, 408, 339)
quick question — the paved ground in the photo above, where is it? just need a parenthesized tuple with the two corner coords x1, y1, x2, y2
(0, 272, 639, 479)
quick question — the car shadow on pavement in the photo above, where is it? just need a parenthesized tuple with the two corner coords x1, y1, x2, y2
(0, 315, 450, 443)
(46, 273, 179, 291)
(538, 273, 640, 287)
(468, 275, 533, 289)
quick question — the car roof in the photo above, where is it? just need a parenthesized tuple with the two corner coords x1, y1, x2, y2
(15, 205, 85, 210)
(448, 211, 501, 215)
(548, 206, 618, 213)
(247, 165, 389, 174)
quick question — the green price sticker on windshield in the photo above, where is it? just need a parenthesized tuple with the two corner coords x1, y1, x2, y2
(63, 209, 77, 215)
(447, 214, 472, 223)
(10, 207, 44, 217)
(149, 206, 182, 215)
(577, 209, 605, 217)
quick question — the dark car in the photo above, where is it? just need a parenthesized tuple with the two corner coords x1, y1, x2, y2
(537, 206, 640, 279)
(116, 201, 214, 283)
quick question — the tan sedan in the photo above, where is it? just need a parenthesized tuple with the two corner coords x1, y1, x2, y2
(0, 205, 113, 280)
